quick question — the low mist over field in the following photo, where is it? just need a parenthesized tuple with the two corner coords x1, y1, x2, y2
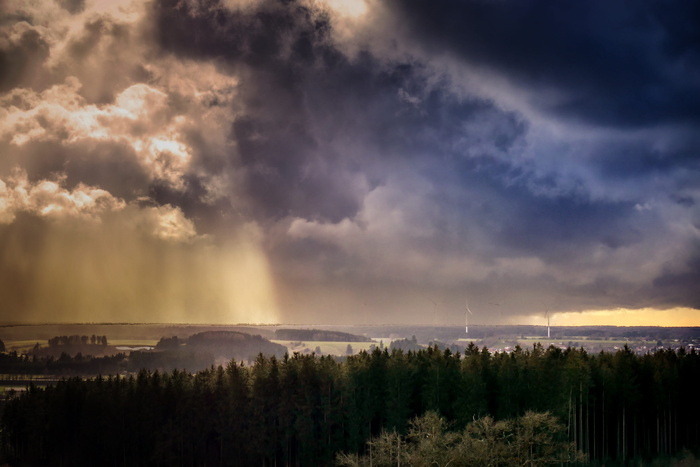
(1, 0, 699, 325)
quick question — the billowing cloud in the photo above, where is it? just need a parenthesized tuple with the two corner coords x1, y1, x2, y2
(0, 79, 194, 188)
(0, 169, 124, 223)
(0, 0, 698, 325)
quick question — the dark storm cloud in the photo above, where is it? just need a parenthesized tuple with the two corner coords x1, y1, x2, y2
(390, 0, 700, 128)
(153, 0, 515, 225)
(372, 0, 700, 315)
(653, 263, 700, 309)
(154, 0, 361, 221)
(147, 175, 243, 236)
(0, 22, 50, 92)
(444, 161, 642, 259)
(586, 132, 700, 186)
(149, 0, 700, 318)
(154, 0, 332, 64)
(153, 0, 533, 223)
(56, 0, 86, 15)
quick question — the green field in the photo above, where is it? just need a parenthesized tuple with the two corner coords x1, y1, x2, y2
(4, 333, 382, 356)
(109, 339, 159, 347)
(272, 340, 380, 356)
(3, 339, 43, 352)
(2, 338, 159, 349)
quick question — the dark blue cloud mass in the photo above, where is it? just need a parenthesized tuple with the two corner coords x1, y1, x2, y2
(391, 0, 700, 127)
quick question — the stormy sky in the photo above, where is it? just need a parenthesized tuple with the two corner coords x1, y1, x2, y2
(1, 0, 699, 325)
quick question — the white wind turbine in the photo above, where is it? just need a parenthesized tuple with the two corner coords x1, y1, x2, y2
(465, 299, 473, 335)
(545, 309, 551, 339)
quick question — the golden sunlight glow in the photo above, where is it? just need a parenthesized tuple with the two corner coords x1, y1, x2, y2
(524, 307, 700, 327)
(213, 224, 280, 324)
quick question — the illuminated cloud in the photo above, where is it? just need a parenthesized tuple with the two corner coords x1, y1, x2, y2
(0, 169, 201, 243)
(0, 170, 123, 223)
(1, 80, 194, 188)
(130, 203, 198, 242)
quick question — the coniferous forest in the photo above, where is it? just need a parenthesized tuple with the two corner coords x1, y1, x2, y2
(2, 344, 700, 466)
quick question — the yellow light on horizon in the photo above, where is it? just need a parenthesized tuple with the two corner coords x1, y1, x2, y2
(528, 307, 700, 327)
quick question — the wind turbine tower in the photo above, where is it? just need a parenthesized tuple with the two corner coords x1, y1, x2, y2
(465, 300, 473, 335)
(545, 309, 551, 339)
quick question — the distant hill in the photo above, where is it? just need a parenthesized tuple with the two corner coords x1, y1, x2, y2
(187, 331, 287, 362)
(274, 328, 373, 342)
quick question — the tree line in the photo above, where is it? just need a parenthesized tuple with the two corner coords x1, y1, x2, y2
(47, 335, 108, 347)
(0, 351, 126, 376)
(2, 344, 700, 466)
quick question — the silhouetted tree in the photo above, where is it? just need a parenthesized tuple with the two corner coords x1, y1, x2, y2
(337, 411, 584, 466)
